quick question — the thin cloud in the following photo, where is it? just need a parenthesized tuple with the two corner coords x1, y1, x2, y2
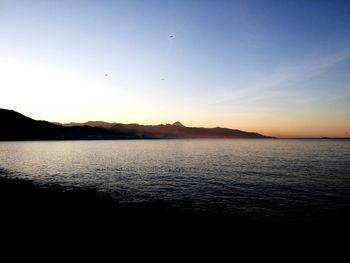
(213, 50, 350, 106)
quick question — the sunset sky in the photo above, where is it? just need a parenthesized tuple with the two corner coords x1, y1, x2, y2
(1, 0, 350, 138)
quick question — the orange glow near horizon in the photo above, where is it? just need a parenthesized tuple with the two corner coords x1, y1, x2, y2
(1, 56, 349, 139)
(1, 1, 350, 140)
(32, 113, 349, 139)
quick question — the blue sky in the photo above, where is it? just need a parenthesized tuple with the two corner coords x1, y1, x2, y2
(1, 0, 350, 137)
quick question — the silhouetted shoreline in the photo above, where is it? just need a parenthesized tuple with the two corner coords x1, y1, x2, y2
(1, 173, 349, 243)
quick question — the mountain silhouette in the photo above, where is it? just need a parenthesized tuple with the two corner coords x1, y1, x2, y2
(172, 121, 185, 127)
(0, 109, 274, 140)
(0, 109, 140, 140)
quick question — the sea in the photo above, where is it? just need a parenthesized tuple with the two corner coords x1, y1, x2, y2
(1, 139, 350, 225)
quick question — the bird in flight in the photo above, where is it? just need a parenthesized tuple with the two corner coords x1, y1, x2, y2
(169, 35, 174, 38)
(105, 73, 108, 77)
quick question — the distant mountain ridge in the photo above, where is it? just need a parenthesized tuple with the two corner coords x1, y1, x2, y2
(0, 109, 274, 140)
(172, 121, 185, 127)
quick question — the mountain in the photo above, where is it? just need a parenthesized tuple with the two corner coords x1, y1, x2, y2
(0, 109, 274, 140)
(0, 109, 141, 140)
(106, 123, 271, 139)
(63, 121, 117, 129)
(172, 121, 185, 127)
(63, 118, 273, 139)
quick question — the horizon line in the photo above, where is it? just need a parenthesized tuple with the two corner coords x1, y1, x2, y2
(2, 108, 349, 139)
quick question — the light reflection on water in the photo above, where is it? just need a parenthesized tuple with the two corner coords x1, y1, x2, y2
(1, 139, 350, 218)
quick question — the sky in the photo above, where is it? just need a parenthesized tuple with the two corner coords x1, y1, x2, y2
(1, 0, 350, 138)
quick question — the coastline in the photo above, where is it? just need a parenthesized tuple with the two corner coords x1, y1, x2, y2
(1, 173, 349, 241)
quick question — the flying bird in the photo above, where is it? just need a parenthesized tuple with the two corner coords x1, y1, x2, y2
(169, 35, 174, 38)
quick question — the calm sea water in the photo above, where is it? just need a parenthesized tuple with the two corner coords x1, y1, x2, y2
(1, 139, 350, 221)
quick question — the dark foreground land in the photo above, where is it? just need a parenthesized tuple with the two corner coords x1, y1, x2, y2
(1, 175, 350, 247)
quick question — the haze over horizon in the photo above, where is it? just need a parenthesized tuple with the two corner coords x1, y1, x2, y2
(1, 0, 350, 138)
